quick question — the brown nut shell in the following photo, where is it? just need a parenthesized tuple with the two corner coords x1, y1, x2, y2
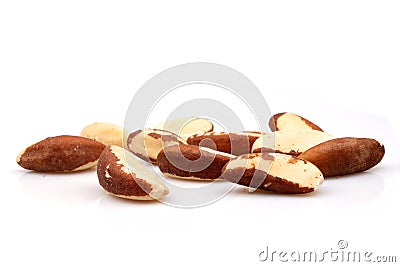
(17, 135, 105, 172)
(97, 145, 168, 200)
(298, 137, 385, 177)
(187, 132, 262, 156)
(157, 143, 235, 180)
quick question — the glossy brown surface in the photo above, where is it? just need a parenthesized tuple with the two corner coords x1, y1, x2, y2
(298, 137, 385, 177)
(187, 132, 261, 156)
(157, 144, 234, 180)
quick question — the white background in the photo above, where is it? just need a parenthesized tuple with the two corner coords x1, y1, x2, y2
(1, 1, 399, 266)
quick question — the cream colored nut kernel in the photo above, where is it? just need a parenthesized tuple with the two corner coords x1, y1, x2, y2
(81, 122, 128, 148)
(127, 129, 187, 163)
(97, 145, 169, 200)
(269, 112, 323, 132)
(251, 130, 335, 156)
(221, 153, 324, 194)
(156, 117, 214, 140)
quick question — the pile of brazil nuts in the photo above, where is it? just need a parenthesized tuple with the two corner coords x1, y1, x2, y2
(16, 113, 385, 200)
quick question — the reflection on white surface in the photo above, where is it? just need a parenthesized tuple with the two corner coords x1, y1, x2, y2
(225, 169, 386, 213)
(318, 171, 385, 207)
(18, 170, 102, 206)
(98, 193, 162, 209)
(98, 178, 235, 209)
(18, 166, 386, 210)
